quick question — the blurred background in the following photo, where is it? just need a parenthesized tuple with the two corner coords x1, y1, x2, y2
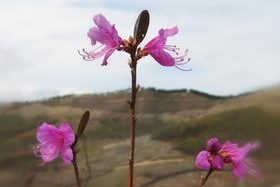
(0, 0, 279, 186)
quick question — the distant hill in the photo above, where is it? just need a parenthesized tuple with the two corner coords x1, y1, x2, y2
(1, 86, 279, 152)
(0, 86, 279, 187)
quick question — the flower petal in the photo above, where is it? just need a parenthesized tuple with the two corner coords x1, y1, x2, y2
(93, 14, 113, 33)
(102, 48, 115, 66)
(110, 25, 122, 47)
(59, 123, 75, 146)
(195, 151, 211, 170)
(150, 49, 175, 66)
(36, 122, 58, 143)
(238, 143, 259, 160)
(220, 141, 259, 177)
(206, 138, 221, 154)
(220, 141, 241, 164)
(212, 155, 224, 170)
(87, 27, 107, 45)
(40, 142, 60, 162)
(221, 141, 258, 163)
(234, 158, 258, 178)
(234, 160, 247, 177)
(159, 26, 179, 38)
(60, 146, 73, 165)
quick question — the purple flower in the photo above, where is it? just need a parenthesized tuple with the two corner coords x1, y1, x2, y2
(142, 26, 189, 67)
(219, 141, 259, 177)
(80, 14, 123, 65)
(35, 122, 75, 165)
(195, 138, 258, 178)
(195, 138, 224, 170)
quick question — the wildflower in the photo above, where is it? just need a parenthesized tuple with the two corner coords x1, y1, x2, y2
(141, 26, 190, 67)
(79, 14, 123, 65)
(35, 122, 75, 165)
(195, 138, 224, 170)
(219, 141, 259, 177)
(195, 138, 258, 178)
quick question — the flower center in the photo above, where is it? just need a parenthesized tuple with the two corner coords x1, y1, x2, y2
(219, 151, 231, 163)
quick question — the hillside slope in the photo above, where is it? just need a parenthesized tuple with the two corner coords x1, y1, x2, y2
(0, 87, 279, 187)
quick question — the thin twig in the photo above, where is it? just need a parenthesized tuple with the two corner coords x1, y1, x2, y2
(72, 156, 81, 187)
(128, 49, 138, 187)
(200, 169, 213, 187)
(24, 173, 35, 187)
(71, 138, 82, 187)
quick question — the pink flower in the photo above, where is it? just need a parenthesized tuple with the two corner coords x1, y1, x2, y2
(219, 141, 259, 177)
(195, 138, 258, 178)
(142, 26, 189, 67)
(79, 14, 123, 65)
(35, 122, 75, 165)
(195, 138, 224, 170)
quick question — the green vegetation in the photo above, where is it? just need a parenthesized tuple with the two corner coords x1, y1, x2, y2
(0, 113, 56, 141)
(0, 87, 279, 186)
(152, 106, 280, 157)
(188, 89, 235, 100)
(146, 87, 235, 99)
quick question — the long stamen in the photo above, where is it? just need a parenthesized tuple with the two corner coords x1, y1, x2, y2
(174, 49, 190, 63)
(164, 44, 178, 48)
(175, 57, 190, 65)
(164, 45, 180, 51)
(175, 65, 192, 71)
(78, 45, 111, 61)
(172, 49, 191, 71)
(174, 56, 185, 62)
(164, 45, 180, 55)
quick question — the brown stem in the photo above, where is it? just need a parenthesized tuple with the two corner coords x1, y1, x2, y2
(71, 140, 81, 187)
(128, 50, 138, 187)
(200, 169, 213, 187)
(72, 157, 81, 187)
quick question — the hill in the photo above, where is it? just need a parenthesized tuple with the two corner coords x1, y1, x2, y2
(0, 87, 279, 187)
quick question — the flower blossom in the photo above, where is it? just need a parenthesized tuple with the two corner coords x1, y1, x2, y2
(195, 138, 259, 178)
(79, 14, 123, 65)
(34, 122, 75, 165)
(142, 26, 190, 67)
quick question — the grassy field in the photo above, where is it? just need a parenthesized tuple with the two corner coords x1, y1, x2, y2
(0, 87, 279, 187)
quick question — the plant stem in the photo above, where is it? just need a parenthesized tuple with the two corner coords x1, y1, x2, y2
(71, 141, 81, 187)
(200, 169, 213, 187)
(128, 52, 138, 187)
(72, 157, 81, 187)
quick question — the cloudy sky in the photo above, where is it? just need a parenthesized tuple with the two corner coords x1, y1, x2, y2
(0, 0, 279, 102)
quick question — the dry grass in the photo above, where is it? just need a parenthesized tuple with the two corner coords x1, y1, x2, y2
(0, 87, 279, 187)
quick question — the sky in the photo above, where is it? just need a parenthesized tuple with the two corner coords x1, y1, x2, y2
(0, 0, 279, 102)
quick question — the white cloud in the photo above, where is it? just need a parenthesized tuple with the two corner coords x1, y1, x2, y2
(0, 0, 279, 101)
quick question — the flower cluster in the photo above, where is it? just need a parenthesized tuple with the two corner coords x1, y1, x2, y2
(195, 138, 259, 178)
(34, 122, 75, 165)
(79, 14, 189, 68)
